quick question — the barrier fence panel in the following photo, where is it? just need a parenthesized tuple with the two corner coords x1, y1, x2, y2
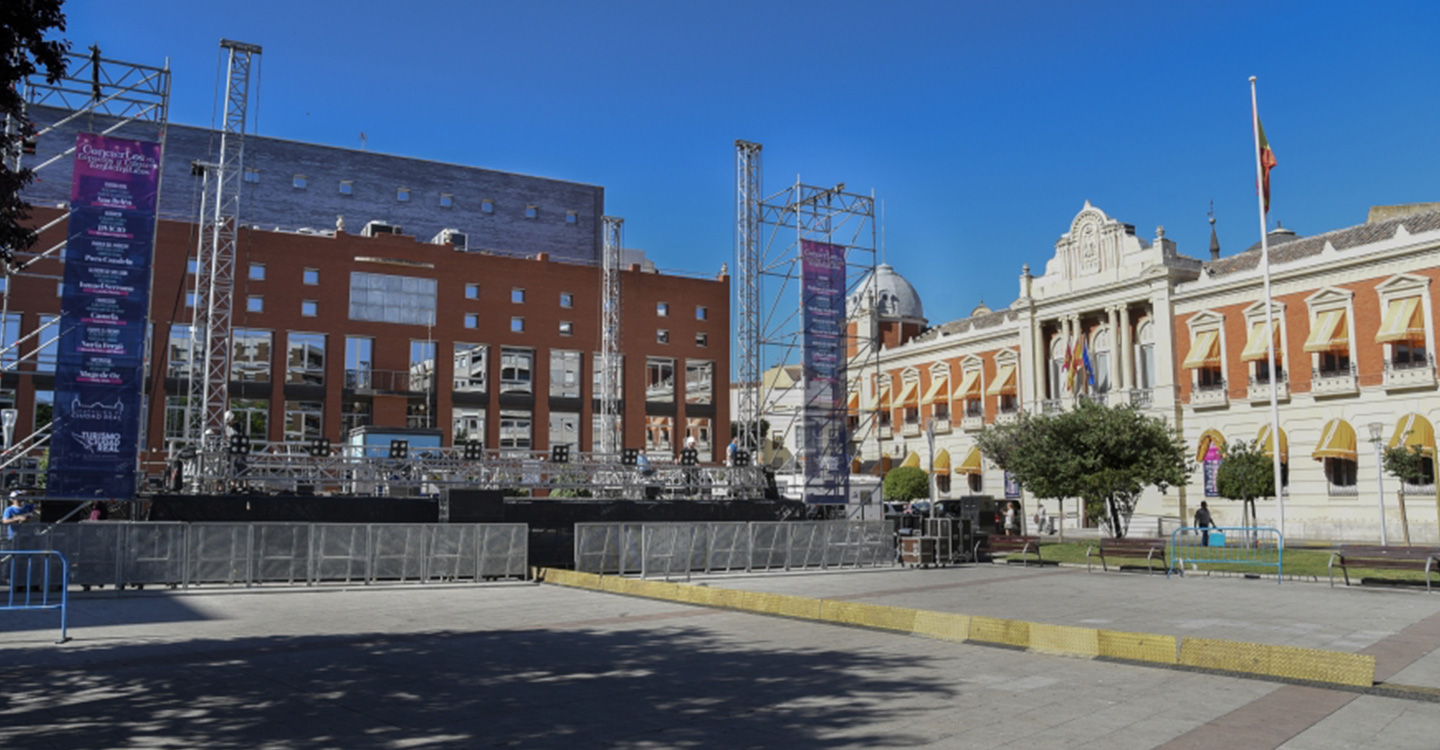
(253, 523, 310, 586)
(121, 523, 188, 588)
(40, 524, 122, 589)
(705, 522, 750, 574)
(187, 524, 252, 586)
(575, 521, 896, 577)
(1169, 526, 1283, 582)
(312, 524, 372, 584)
(425, 525, 472, 582)
(750, 523, 790, 571)
(477, 525, 528, 579)
(574, 523, 643, 575)
(788, 523, 826, 570)
(0, 550, 69, 643)
(373, 525, 428, 583)
(641, 525, 697, 580)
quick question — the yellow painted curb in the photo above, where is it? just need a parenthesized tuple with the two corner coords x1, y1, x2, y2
(969, 616, 1030, 648)
(1098, 629, 1179, 665)
(1179, 637, 1375, 687)
(1029, 623, 1100, 658)
(911, 610, 970, 642)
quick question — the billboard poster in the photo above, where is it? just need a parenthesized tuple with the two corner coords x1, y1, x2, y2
(800, 239, 847, 504)
(1202, 444, 1222, 498)
(46, 133, 160, 499)
(1004, 471, 1022, 499)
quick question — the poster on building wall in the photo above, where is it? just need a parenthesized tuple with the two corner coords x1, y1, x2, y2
(1203, 444, 1222, 498)
(46, 133, 160, 499)
(800, 239, 848, 504)
(1004, 472, 1022, 499)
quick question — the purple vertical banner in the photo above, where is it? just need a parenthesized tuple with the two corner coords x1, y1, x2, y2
(46, 133, 161, 499)
(1203, 445, 1222, 498)
(800, 240, 847, 504)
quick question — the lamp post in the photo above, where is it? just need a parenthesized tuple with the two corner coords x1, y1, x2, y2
(1369, 422, 1388, 546)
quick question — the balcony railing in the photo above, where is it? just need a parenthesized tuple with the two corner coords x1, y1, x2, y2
(1191, 379, 1227, 408)
(901, 420, 922, 437)
(1248, 371, 1290, 402)
(932, 417, 951, 434)
(1326, 484, 1359, 497)
(961, 415, 984, 431)
(346, 368, 433, 393)
(1128, 388, 1153, 409)
(1311, 363, 1358, 396)
(1384, 354, 1436, 389)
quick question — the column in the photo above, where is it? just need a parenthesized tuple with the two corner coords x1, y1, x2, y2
(1107, 305, 1120, 398)
(1119, 304, 1134, 392)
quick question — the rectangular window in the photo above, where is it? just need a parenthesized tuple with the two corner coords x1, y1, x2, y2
(657, 302, 669, 317)
(566, 211, 578, 224)
(657, 329, 669, 344)
(646, 416, 674, 453)
(35, 315, 59, 372)
(511, 288, 525, 304)
(453, 406, 485, 445)
(482, 199, 494, 214)
(500, 410, 532, 455)
(341, 399, 371, 435)
(187, 258, 198, 275)
(348, 272, 437, 326)
(549, 411, 580, 453)
(247, 296, 263, 313)
(164, 396, 191, 441)
(464, 313, 478, 329)
(465, 283, 479, 300)
(686, 360, 714, 405)
(407, 400, 430, 429)
(560, 292, 573, 308)
(511, 317, 525, 333)
(591, 413, 620, 453)
(249, 263, 265, 281)
(301, 300, 318, 317)
(244, 168, 260, 184)
(284, 401, 324, 442)
(410, 340, 437, 392)
(697, 306, 708, 321)
(500, 347, 533, 395)
(397, 187, 411, 202)
(559, 321, 573, 336)
(524, 205, 537, 219)
(293, 175, 307, 189)
(33, 390, 53, 430)
(592, 352, 623, 398)
(167, 324, 193, 378)
(453, 343, 488, 392)
(303, 268, 319, 285)
(345, 337, 372, 389)
(440, 193, 454, 208)
(646, 358, 675, 403)
(339, 180, 353, 196)
(286, 332, 326, 385)
(686, 417, 713, 453)
(231, 329, 272, 382)
(229, 398, 269, 439)
(696, 332, 708, 347)
(550, 350, 582, 399)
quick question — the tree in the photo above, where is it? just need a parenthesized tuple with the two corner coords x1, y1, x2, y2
(1381, 442, 1429, 544)
(975, 400, 1191, 537)
(1213, 438, 1273, 528)
(1, 0, 69, 265)
(882, 466, 929, 503)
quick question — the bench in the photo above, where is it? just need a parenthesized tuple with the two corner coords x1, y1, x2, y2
(1328, 546, 1440, 591)
(975, 535, 1045, 567)
(1087, 538, 1168, 575)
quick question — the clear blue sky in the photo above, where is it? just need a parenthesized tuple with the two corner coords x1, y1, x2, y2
(60, 0, 1440, 328)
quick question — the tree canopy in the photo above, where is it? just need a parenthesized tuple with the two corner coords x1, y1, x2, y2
(1212, 438, 1274, 527)
(974, 400, 1191, 537)
(882, 466, 930, 503)
(2, 0, 69, 264)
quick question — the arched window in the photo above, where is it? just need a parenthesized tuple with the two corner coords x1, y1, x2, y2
(1135, 320, 1155, 390)
(1092, 328, 1111, 393)
(1050, 336, 1067, 400)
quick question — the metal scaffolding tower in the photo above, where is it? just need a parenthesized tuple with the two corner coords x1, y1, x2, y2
(599, 216, 624, 455)
(186, 39, 261, 453)
(734, 140, 763, 453)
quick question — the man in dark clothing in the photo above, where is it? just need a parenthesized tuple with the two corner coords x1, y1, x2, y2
(1194, 501, 1215, 546)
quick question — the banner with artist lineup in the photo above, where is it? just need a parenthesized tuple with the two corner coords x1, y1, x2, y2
(46, 133, 160, 499)
(800, 239, 848, 504)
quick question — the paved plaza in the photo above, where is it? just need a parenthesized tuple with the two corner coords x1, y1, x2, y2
(3, 562, 1440, 749)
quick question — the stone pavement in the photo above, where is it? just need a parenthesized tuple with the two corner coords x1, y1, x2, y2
(1, 562, 1439, 749)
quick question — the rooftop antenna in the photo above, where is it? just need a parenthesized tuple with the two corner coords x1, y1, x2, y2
(360, 132, 367, 150)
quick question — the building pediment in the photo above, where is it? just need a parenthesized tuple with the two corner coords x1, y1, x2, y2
(1033, 202, 1201, 299)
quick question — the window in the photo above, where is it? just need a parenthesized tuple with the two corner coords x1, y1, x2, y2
(302, 300, 318, 317)
(303, 268, 319, 285)
(341, 400, 371, 434)
(465, 284, 479, 300)
(696, 332, 708, 348)
(345, 337, 372, 389)
(697, 306, 708, 321)
(592, 352, 623, 399)
(167, 324, 193, 378)
(1325, 458, 1358, 494)
(686, 417, 713, 453)
(686, 360, 714, 405)
(284, 401, 324, 442)
(232, 329, 272, 382)
(500, 347, 533, 395)
(185, 292, 197, 309)
(549, 411, 579, 453)
(499, 410, 532, 455)
(229, 398, 269, 438)
(1135, 320, 1155, 390)
(657, 302, 669, 317)
(247, 296, 264, 313)
(646, 416, 674, 453)
(591, 413, 621, 453)
(1049, 337, 1067, 400)
(453, 406, 485, 445)
(164, 396, 191, 440)
(524, 205, 537, 219)
(559, 321, 573, 336)
(453, 344, 487, 392)
(1092, 329, 1111, 393)
(1240, 305, 1286, 385)
(565, 210, 578, 225)
(482, 199, 494, 214)
(410, 341, 436, 392)
(657, 329, 669, 344)
(560, 292, 573, 308)
(339, 180, 353, 196)
(1182, 315, 1225, 394)
(460, 313, 476, 329)
(407, 401, 431, 429)
(249, 263, 265, 281)
(286, 332, 326, 385)
(397, 187, 411, 202)
(646, 358, 675, 402)
(511, 288, 525, 304)
(33, 390, 53, 430)
(511, 317, 525, 333)
(551, 350, 582, 399)
(348, 272, 437, 326)
(187, 258, 198, 274)
(35, 315, 58, 372)
(293, 175, 307, 189)
(967, 473, 984, 493)
(440, 193, 454, 208)
(244, 168, 260, 184)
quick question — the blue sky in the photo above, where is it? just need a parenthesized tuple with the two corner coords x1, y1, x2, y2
(59, 0, 1440, 327)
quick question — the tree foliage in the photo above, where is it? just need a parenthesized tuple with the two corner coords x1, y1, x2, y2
(882, 466, 929, 503)
(2, 0, 69, 264)
(1213, 438, 1274, 526)
(1381, 443, 1430, 487)
(974, 400, 1191, 537)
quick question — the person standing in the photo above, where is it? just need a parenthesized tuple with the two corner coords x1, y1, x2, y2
(4, 491, 34, 541)
(1194, 501, 1215, 547)
(1003, 501, 1019, 536)
(726, 438, 738, 467)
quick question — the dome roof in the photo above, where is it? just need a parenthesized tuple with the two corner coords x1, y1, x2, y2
(849, 264, 924, 321)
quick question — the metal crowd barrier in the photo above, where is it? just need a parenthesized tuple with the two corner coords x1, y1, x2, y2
(1169, 526, 1284, 583)
(573, 520, 894, 579)
(17, 522, 528, 589)
(0, 550, 70, 643)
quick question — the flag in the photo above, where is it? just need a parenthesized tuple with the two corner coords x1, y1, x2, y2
(1257, 116, 1277, 213)
(1062, 338, 1073, 373)
(1067, 338, 1083, 392)
(1082, 337, 1095, 388)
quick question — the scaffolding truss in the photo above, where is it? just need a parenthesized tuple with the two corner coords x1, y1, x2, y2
(599, 216, 624, 455)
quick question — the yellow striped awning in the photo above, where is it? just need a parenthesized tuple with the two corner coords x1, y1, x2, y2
(986, 364, 1018, 396)
(895, 381, 920, 408)
(1312, 419, 1357, 462)
(847, 390, 860, 412)
(1388, 413, 1436, 458)
(920, 375, 950, 405)
(951, 369, 982, 400)
(877, 381, 893, 409)
(1257, 424, 1289, 463)
(1302, 309, 1348, 353)
(1241, 321, 1281, 362)
(1182, 330, 1221, 369)
(900, 452, 921, 469)
(953, 446, 983, 475)
(1376, 297, 1425, 344)
(1195, 429, 1225, 462)
(931, 448, 951, 474)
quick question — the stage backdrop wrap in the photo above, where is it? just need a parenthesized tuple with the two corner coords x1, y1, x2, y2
(800, 239, 848, 504)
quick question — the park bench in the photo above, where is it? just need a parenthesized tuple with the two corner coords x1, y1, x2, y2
(1327, 546, 1440, 592)
(975, 535, 1045, 567)
(1086, 537, 1168, 575)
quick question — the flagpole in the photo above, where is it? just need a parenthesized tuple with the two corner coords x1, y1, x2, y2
(1251, 76, 1286, 543)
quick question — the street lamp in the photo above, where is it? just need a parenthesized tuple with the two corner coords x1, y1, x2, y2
(1369, 422, 1388, 546)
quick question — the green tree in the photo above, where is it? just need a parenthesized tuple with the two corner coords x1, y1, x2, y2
(882, 466, 929, 503)
(1381, 442, 1430, 543)
(975, 400, 1191, 537)
(2, 0, 69, 265)
(1213, 438, 1273, 527)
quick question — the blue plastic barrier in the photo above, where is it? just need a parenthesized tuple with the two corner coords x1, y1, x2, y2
(1, 550, 70, 643)
(1169, 526, 1283, 583)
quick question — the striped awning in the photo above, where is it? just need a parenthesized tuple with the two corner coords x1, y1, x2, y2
(1257, 424, 1289, 463)
(847, 390, 860, 412)
(1312, 419, 1357, 462)
(900, 452, 921, 469)
(1303, 309, 1348, 353)
(1388, 413, 1436, 458)
(931, 448, 951, 474)
(1376, 297, 1425, 344)
(986, 364, 1017, 396)
(952, 370, 982, 400)
(895, 381, 920, 408)
(878, 382, 893, 409)
(1195, 429, 1225, 462)
(953, 446, 983, 475)
(1241, 321, 1281, 362)
(1182, 330, 1221, 369)
(921, 375, 950, 405)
